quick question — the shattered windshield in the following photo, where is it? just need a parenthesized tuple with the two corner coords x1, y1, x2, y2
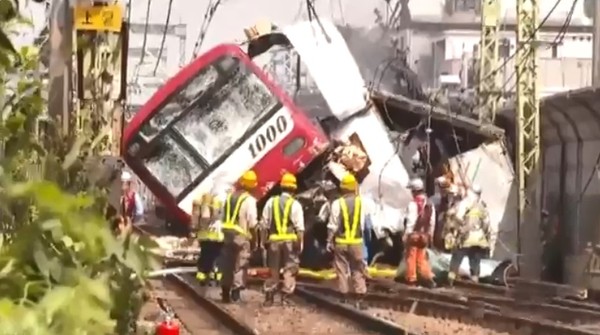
(139, 66, 220, 141)
(141, 134, 204, 196)
(172, 56, 278, 164)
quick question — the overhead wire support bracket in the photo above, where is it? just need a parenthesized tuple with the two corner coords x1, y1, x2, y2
(477, 0, 501, 124)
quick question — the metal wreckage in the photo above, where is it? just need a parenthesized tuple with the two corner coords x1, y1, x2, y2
(147, 20, 518, 283)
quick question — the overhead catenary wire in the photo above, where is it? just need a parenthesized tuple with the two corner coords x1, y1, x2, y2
(136, 0, 152, 67)
(191, 0, 223, 60)
(305, 0, 331, 42)
(498, 0, 574, 100)
(479, 0, 563, 85)
(153, 0, 174, 76)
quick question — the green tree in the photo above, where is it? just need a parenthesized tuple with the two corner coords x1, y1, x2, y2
(0, 2, 158, 334)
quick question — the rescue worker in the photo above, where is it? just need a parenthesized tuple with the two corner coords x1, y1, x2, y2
(118, 171, 144, 233)
(431, 176, 452, 249)
(403, 178, 436, 288)
(441, 185, 463, 251)
(261, 173, 305, 306)
(326, 173, 371, 309)
(447, 184, 493, 286)
(219, 170, 259, 303)
(194, 188, 226, 286)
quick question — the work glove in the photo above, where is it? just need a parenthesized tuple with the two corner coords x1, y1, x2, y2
(326, 241, 334, 252)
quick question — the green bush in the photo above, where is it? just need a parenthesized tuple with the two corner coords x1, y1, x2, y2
(0, 2, 159, 334)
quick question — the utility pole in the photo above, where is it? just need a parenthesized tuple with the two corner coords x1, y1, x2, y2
(477, 0, 501, 123)
(72, 1, 127, 156)
(47, 0, 73, 140)
(593, 0, 600, 85)
(516, 0, 542, 279)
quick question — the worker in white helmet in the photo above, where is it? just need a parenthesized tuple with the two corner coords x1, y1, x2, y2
(448, 184, 493, 286)
(402, 178, 436, 288)
(118, 171, 144, 233)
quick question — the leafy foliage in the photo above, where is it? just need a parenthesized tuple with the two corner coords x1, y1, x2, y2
(0, 1, 159, 334)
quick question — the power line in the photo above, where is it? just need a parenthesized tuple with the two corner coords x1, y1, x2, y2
(153, 0, 174, 76)
(191, 0, 223, 60)
(479, 0, 563, 85)
(499, 0, 575, 97)
(136, 0, 152, 66)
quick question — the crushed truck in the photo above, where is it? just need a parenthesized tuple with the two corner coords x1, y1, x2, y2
(122, 19, 518, 283)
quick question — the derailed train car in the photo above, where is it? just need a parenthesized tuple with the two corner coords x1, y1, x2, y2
(247, 20, 518, 280)
(124, 18, 518, 282)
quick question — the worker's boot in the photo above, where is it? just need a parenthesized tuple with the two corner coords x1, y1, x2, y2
(281, 293, 291, 306)
(422, 278, 437, 289)
(447, 272, 456, 288)
(221, 287, 231, 303)
(470, 276, 479, 283)
(340, 294, 349, 304)
(230, 288, 241, 303)
(354, 294, 367, 310)
(263, 291, 275, 307)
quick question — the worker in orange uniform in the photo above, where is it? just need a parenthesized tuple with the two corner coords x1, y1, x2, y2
(261, 173, 305, 306)
(326, 173, 371, 309)
(219, 170, 258, 303)
(403, 178, 436, 288)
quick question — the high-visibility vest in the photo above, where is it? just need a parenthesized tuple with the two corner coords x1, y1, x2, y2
(221, 191, 250, 236)
(268, 194, 298, 242)
(195, 194, 224, 241)
(334, 195, 363, 245)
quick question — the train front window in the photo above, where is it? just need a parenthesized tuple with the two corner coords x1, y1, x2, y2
(139, 66, 219, 141)
(140, 134, 204, 196)
(173, 56, 278, 164)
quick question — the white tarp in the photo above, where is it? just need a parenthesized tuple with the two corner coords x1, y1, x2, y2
(448, 141, 517, 262)
(396, 249, 507, 280)
(282, 20, 367, 121)
(282, 21, 410, 237)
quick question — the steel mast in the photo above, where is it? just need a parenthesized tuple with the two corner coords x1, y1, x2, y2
(515, 0, 542, 279)
(477, 0, 501, 123)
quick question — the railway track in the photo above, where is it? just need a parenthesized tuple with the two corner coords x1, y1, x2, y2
(146, 277, 245, 335)
(303, 279, 600, 335)
(133, 223, 419, 334)
(133, 220, 600, 334)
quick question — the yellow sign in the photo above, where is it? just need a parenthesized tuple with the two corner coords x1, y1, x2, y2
(74, 5, 123, 32)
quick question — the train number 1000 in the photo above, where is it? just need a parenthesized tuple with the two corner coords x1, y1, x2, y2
(248, 115, 288, 159)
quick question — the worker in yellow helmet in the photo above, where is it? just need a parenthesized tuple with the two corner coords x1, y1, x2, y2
(260, 172, 305, 306)
(194, 186, 226, 286)
(219, 170, 259, 303)
(326, 173, 371, 309)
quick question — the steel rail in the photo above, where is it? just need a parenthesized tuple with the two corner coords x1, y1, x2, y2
(369, 278, 600, 325)
(132, 225, 258, 334)
(298, 282, 599, 335)
(294, 286, 420, 334)
(166, 274, 258, 335)
(134, 225, 419, 334)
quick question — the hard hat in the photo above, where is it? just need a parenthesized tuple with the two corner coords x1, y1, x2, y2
(447, 184, 459, 195)
(121, 171, 132, 182)
(239, 170, 258, 189)
(436, 176, 450, 187)
(280, 172, 297, 189)
(340, 173, 357, 191)
(471, 184, 482, 195)
(409, 178, 424, 191)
